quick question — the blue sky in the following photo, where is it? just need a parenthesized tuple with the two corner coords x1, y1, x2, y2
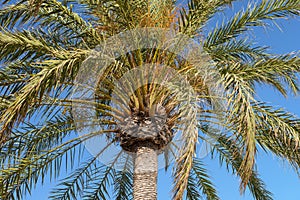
(13, 0, 300, 199)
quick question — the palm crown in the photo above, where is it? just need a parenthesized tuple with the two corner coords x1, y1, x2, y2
(0, 0, 300, 200)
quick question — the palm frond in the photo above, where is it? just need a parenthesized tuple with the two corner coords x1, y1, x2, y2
(191, 158, 219, 200)
(210, 134, 273, 200)
(82, 152, 123, 200)
(0, 49, 87, 139)
(221, 62, 257, 192)
(253, 102, 300, 168)
(49, 141, 114, 200)
(207, 38, 269, 62)
(0, 129, 113, 199)
(0, 114, 74, 164)
(247, 54, 300, 96)
(0, 0, 102, 46)
(205, 0, 300, 48)
(172, 82, 199, 200)
(178, 0, 236, 36)
(0, 63, 30, 97)
(0, 29, 61, 63)
(186, 172, 203, 200)
(113, 155, 133, 200)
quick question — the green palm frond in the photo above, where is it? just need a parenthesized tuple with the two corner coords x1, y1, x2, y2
(0, 63, 29, 95)
(205, 0, 300, 49)
(216, 52, 299, 191)
(0, 115, 74, 163)
(0, 29, 61, 62)
(178, 0, 237, 36)
(186, 172, 202, 200)
(113, 155, 133, 200)
(221, 62, 257, 191)
(218, 54, 299, 102)
(49, 143, 114, 200)
(253, 102, 300, 167)
(207, 38, 269, 62)
(248, 55, 300, 96)
(82, 153, 122, 200)
(190, 158, 219, 200)
(0, 49, 87, 138)
(0, 0, 102, 46)
(0, 127, 113, 199)
(210, 134, 273, 200)
(81, 166, 114, 200)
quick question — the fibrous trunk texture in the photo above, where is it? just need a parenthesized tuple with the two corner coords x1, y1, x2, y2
(133, 143, 158, 200)
(118, 104, 173, 152)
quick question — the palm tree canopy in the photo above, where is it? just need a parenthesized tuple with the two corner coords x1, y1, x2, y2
(0, 0, 300, 199)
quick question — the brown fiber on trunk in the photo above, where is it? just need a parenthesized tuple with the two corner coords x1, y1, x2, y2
(133, 143, 158, 200)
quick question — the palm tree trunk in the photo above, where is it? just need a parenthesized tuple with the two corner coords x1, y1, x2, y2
(133, 143, 158, 200)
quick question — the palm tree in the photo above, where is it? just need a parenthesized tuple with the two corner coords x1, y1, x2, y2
(0, 0, 300, 199)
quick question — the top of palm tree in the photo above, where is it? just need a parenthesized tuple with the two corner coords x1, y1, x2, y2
(0, 0, 300, 199)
